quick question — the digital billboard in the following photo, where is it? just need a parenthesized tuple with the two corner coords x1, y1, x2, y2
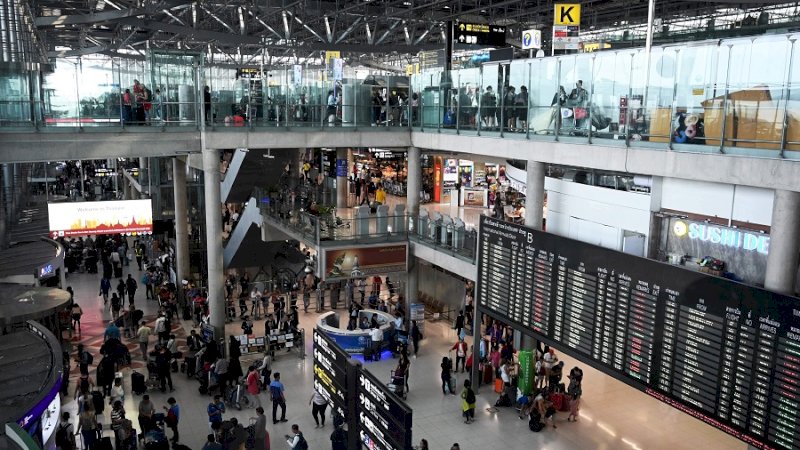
(48, 199, 154, 238)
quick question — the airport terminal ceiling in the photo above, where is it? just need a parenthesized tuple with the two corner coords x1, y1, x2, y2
(24, 0, 800, 66)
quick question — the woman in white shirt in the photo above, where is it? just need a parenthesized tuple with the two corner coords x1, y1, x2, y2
(109, 377, 125, 406)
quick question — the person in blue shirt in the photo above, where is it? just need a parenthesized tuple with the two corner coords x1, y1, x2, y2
(269, 372, 287, 424)
(100, 278, 111, 305)
(104, 321, 120, 341)
(163, 397, 180, 442)
(207, 395, 225, 432)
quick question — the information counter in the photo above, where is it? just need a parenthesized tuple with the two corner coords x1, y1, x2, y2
(316, 309, 396, 354)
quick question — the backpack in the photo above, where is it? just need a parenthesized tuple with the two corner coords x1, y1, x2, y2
(55, 423, 74, 449)
(295, 433, 308, 450)
(81, 350, 94, 366)
(465, 388, 475, 404)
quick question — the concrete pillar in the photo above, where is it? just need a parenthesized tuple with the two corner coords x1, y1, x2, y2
(764, 189, 800, 295)
(336, 148, 348, 209)
(405, 256, 419, 307)
(406, 147, 421, 220)
(4, 164, 15, 223)
(0, 169, 6, 249)
(112, 159, 119, 198)
(122, 179, 130, 200)
(202, 147, 226, 346)
(173, 157, 190, 301)
(3, 164, 15, 234)
(524, 160, 545, 230)
(139, 157, 147, 192)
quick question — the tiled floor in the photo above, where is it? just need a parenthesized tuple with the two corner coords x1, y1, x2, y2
(60, 264, 743, 450)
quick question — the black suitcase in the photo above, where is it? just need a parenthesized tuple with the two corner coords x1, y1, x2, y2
(97, 437, 113, 450)
(182, 305, 191, 320)
(185, 356, 197, 377)
(92, 391, 105, 414)
(363, 346, 373, 362)
(114, 266, 123, 278)
(132, 370, 146, 394)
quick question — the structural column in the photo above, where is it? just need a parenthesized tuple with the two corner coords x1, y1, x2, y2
(202, 147, 226, 346)
(139, 157, 147, 194)
(336, 148, 348, 209)
(4, 164, 15, 225)
(764, 189, 800, 295)
(406, 147, 421, 219)
(524, 160, 546, 230)
(173, 157, 190, 301)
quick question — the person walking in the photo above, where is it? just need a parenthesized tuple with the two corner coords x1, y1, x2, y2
(55, 412, 76, 450)
(137, 394, 155, 433)
(330, 423, 347, 450)
(126, 274, 138, 305)
(100, 278, 111, 305)
(155, 346, 174, 392)
(454, 310, 465, 338)
(284, 424, 307, 450)
(164, 397, 180, 443)
(207, 395, 225, 432)
(410, 320, 422, 357)
(567, 367, 583, 422)
(70, 303, 83, 334)
(76, 408, 98, 450)
(370, 325, 383, 361)
(137, 322, 151, 360)
(116, 279, 127, 308)
(461, 379, 476, 424)
(110, 294, 122, 322)
(250, 407, 269, 450)
(268, 372, 287, 424)
(309, 388, 328, 428)
(441, 356, 454, 395)
(245, 366, 262, 408)
(451, 337, 468, 373)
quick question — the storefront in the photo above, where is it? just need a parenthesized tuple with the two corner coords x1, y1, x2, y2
(658, 216, 769, 285)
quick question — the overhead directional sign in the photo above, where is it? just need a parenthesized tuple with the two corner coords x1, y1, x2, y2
(453, 21, 506, 46)
(554, 3, 581, 26)
(521, 29, 542, 50)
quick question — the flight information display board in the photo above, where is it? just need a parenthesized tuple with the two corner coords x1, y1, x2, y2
(477, 216, 800, 450)
(312, 329, 349, 420)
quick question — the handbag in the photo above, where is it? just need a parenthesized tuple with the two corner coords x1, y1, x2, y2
(574, 107, 588, 120)
(560, 108, 573, 119)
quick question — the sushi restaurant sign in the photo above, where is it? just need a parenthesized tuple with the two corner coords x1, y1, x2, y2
(672, 220, 770, 254)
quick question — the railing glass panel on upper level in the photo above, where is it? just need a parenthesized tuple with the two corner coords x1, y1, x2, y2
(2, 33, 800, 159)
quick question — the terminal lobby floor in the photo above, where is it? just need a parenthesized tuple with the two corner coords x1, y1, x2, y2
(59, 264, 742, 450)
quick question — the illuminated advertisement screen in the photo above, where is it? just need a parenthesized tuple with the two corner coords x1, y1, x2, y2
(47, 199, 153, 238)
(477, 216, 800, 450)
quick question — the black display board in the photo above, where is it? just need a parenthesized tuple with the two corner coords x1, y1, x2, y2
(312, 329, 349, 420)
(312, 328, 413, 450)
(453, 21, 506, 46)
(477, 216, 800, 450)
(357, 368, 413, 450)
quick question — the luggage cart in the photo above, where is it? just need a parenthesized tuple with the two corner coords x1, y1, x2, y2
(388, 370, 407, 400)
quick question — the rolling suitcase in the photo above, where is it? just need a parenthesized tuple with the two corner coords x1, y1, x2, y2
(96, 437, 113, 450)
(363, 345, 373, 362)
(114, 265, 123, 278)
(448, 376, 457, 394)
(132, 370, 146, 395)
(482, 364, 493, 384)
(92, 390, 105, 414)
(494, 378, 504, 394)
(186, 356, 197, 377)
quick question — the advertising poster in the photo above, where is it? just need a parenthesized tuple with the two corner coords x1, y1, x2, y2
(324, 244, 407, 281)
(433, 160, 442, 203)
(443, 158, 458, 189)
(48, 199, 153, 238)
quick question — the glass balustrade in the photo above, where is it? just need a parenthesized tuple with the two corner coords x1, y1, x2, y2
(2, 33, 800, 159)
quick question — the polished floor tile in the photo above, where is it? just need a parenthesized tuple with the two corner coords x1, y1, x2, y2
(59, 264, 743, 450)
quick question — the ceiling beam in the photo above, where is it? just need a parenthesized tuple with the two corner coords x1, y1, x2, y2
(35, 0, 190, 27)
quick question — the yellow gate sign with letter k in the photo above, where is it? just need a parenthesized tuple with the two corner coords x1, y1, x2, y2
(554, 3, 581, 26)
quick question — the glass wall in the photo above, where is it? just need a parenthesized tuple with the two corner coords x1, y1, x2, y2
(3, 32, 800, 159)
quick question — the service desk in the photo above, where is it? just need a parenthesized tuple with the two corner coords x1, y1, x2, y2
(316, 309, 396, 354)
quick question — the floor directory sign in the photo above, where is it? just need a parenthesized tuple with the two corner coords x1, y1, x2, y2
(477, 215, 800, 450)
(312, 327, 413, 450)
(312, 329, 349, 420)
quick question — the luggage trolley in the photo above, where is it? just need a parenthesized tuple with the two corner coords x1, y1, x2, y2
(387, 370, 407, 400)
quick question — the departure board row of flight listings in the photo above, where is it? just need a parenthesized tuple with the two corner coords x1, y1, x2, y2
(476, 216, 800, 450)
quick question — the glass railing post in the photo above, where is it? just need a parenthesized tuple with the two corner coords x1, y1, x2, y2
(588, 55, 595, 144)
(719, 44, 733, 154)
(780, 39, 796, 158)
(555, 59, 561, 141)
(526, 61, 532, 139)
(455, 71, 461, 134)
(624, 53, 634, 147)
(499, 77, 505, 138)
(477, 66, 483, 136)
(668, 49, 680, 151)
